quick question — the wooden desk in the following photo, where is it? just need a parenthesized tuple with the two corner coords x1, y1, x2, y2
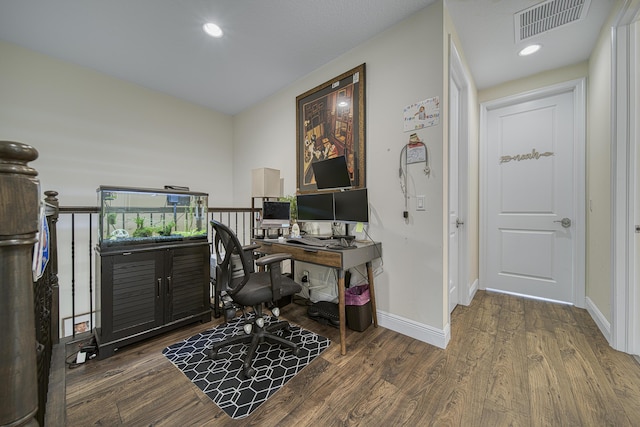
(254, 239, 382, 355)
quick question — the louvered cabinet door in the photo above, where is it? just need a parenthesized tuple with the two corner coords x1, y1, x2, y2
(165, 244, 209, 323)
(98, 250, 164, 344)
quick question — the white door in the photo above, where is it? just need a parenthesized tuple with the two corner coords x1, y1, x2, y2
(448, 79, 460, 313)
(484, 90, 577, 303)
(449, 39, 470, 310)
(631, 17, 640, 355)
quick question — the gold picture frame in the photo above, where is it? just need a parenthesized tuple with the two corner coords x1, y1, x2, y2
(296, 63, 366, 193)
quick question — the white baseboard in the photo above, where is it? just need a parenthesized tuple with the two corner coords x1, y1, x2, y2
(376, 310, 449, 349)
(466, 278, 478, 306)
(585, 296, 611, 344)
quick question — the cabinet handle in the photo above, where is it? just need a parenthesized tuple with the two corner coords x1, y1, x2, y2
(157, 278, 161, 297)
(167, 276, 172, 295)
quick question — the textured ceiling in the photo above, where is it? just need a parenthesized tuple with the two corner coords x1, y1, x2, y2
(0, 0, 616, 115)
(446, 0, 615, 90)
(0, 0, 435, 115)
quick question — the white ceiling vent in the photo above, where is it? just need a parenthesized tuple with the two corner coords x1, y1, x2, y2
(515, 0, 591, 43)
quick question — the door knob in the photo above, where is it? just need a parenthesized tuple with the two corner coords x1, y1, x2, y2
(554, 217, 571, 228)
(456, 218, 464, 228)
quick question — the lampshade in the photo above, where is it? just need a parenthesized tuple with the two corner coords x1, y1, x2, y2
(251, 168, 281, 197)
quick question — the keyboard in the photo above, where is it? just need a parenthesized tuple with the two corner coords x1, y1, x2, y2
(286, 236, 335, 247)
(326, 235, 355, 241)
(309, 234, 354, 241)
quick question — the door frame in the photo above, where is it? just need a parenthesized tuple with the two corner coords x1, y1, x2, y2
(449, 38, 471, 307)
(479, 78, 587, 307)
(611, 0, 640, 354)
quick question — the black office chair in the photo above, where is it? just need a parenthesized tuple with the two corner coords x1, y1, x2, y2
(206, 220, 302, 378)
(211, 241, 260, 322)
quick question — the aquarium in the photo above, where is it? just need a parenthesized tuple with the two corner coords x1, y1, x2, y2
(97, 186, 208, 249)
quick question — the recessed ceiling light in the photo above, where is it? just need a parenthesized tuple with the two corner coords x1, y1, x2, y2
(203, 22, 223, 38)
(518, 44, 541, 56)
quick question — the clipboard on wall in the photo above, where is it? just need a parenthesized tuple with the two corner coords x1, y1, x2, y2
(406, 133, 427, 165)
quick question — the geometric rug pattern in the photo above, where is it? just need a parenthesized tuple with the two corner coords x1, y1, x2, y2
(163, 315, 331, 419)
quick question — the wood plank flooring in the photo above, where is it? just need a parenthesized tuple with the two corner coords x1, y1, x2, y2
(65, 291, 640, 426)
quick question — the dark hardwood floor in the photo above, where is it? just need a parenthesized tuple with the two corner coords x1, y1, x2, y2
(65, 291, 640, 426)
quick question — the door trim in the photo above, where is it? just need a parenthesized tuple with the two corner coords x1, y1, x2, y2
(449, 38, 471, 307)
(611, 0, 640, 353)
(479, 78, 586, 307)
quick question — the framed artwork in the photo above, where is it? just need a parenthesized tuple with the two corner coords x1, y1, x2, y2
(296, 63, 366, 193)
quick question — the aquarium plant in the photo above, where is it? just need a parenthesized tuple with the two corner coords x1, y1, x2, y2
(107, 213, 117, 233)
(279, 195, 297, 223)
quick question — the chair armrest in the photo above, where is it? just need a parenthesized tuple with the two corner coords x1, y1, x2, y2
(256, 253, 292, 267)
(232, 243, 260, 254)
(257, 253, 293, 301)
(242, 243, 261, 252)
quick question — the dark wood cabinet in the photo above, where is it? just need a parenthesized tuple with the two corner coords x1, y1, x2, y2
(94, 242, 211, 358)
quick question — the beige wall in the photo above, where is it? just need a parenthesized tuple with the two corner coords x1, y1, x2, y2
(0, 40, 235, 206)
(234, 1, 449, 337)
(478, 61, 588, 104)
(0, 39, 235, 324)
(586, 7, 616, 323)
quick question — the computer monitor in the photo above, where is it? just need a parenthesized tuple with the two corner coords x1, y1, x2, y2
(261, 201, 291, 228)
(312, 156, 352, 190)
(296, 193, 334, 222)
(333, 188, 369, 224)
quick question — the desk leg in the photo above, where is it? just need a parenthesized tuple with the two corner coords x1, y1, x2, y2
(338, 269, 347, 355)
(366, 261, 378, 327)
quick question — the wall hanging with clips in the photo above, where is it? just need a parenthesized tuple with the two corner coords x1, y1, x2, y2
(399, 133, 430, 218)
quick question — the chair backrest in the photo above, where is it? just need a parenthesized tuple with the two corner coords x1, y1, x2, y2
(210, 220, 252, 296)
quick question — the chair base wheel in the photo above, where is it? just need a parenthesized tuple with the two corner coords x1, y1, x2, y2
(243, 367, 256, 379)
(225, 307, 237, 322)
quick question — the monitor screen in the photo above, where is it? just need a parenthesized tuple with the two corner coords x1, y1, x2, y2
(334, 188, 369, 224)
(296, 193, 334, 222)
(262, 201, 290, 228)
(312, 156, 352, 190)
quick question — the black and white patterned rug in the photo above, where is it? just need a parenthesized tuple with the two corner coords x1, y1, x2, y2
(163, 315, 331, 419)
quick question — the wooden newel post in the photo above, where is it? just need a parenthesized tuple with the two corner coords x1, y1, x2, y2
(0, 141, 40, 427)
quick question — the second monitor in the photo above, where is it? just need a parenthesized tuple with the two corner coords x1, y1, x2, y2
(296, 188, 369, 224)
(334, 188, 369, 224)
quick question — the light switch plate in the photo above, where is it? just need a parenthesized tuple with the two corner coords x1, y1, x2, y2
(417, 195, 426, 211)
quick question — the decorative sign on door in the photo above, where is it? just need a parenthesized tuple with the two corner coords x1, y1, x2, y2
(500, 148, 554, 164)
